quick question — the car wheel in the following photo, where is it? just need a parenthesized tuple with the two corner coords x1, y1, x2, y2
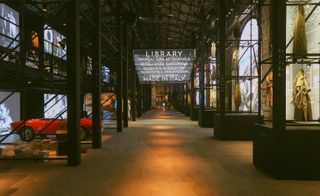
(80, 126, 89, 141)
(19, 126, 35, 141)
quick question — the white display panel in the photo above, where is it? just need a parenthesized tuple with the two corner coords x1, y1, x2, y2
(238, 18, 259, 112)
(44, 24, 67, 60)
(0, 3, 19, 50)
(102, 66, 110, 83)
(44, 94, 67, 119)
(0, 92, 20, 135)
(87, 56, 92, 75)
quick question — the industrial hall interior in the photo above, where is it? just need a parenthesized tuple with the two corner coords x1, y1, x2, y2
(1, 0, 320, 195)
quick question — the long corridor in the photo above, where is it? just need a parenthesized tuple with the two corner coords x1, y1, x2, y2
(1, 110, 320, 196)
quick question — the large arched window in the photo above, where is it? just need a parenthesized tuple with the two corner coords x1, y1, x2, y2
(238, 18, 259, 112)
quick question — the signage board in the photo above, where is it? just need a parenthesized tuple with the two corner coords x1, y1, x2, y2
(134, 49, 195, 83)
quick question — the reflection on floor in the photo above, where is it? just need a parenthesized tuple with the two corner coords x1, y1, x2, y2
(1, 109, 320, 196)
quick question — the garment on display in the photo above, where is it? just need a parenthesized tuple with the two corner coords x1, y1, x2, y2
(211, 42, 216, 58)
(232, 49, 241, 111)
(232, 15, 240, 39)
(210, 59, 216, 82)
(31, 31, 39, 48)
(234, 81, 241, 111)
(209, 60, 217, 108)
(286, 4, 319, 121)
(292, 69, 312, 121)
(265, 72, 273, 107)
(292, 5, 307, 62)
(232, 49, 239, 72)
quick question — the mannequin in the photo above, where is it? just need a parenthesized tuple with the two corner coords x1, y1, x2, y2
(265, 72, 273, 107)
(292, 69, 312, 121)
(232, 49, 241, 111)
(211, 42, 216, 58)
(31, 31, 39, 48)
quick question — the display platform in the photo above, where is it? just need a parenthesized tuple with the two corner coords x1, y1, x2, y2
(253, 123, 320, 180)
(214, 113, 259, 140)
(184, 105, 190, 117)
(198, 109, 215, 128)
(191, 107, 199, 121)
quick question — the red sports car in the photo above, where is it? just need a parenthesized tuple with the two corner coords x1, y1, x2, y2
(10, 118, 96, 141)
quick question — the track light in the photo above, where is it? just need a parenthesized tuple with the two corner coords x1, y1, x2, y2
(157, 0, 163, 7)
(58, 38, 67, 49)
(42, 3, 48, 12)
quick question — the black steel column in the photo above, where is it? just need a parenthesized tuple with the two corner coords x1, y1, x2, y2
(137, 81, 142, 117)
(92, 0, 102, 148)
(271, 0, 286, 133)
(116, 0, 123, 132)
(218, 0, 226, 116)
(131, 72, 137, 121)
(142, 85, 145, 113)
(199, 33, 206, 123)
(67, 0, 81, 166)
(123, 22, 128, 127)
(20, 5, 26, 120)
(19, 6, 26, 68)
(132, 33, 137, 121)
(257, 0, 263, 123)
(190, 66, 195, 119)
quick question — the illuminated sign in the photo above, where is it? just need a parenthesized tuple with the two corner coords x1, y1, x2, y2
(134, 49, 195, 83)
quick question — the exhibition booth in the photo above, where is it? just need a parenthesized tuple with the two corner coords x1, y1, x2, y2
(0, 2, 115, 161)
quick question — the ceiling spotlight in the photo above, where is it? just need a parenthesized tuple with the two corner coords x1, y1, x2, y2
(58, 38, 67, 49)
(42, 3, 48, 12)
(306, 63, 311, 69)
(157, 0, 163, 7)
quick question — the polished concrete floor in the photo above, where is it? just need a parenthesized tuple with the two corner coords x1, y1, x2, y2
(1, 109, 320, 196)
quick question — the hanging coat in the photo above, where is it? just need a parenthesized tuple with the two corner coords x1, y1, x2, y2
(232, 49, 241, 111)
(234, 81, 241, 111)
(292, 5, 308, 62)
(233, 15, 241, 40)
